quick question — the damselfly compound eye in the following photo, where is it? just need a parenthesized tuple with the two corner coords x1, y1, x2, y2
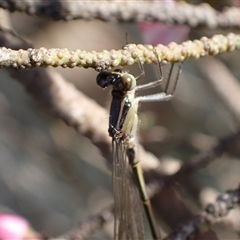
(96, 71, 110, 89)
(121, 74, 136, 91)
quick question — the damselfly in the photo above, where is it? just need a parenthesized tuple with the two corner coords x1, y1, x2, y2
(96, 50, 182, 240)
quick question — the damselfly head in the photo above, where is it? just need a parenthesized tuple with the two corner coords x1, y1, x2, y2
(96, 69, 136, 92)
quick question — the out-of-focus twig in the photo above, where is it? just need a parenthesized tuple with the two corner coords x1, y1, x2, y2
(0, 8, 12, 29)
(154, 130, 240, 192)
(49, 205, 113, 240)
(198, 57, 240, 122)
(164, 186, 240, 240)
(1, 1, 240, 29)
(0, 8, 32, 49)
(0, 33, 239, 70)
(174, 130, 240, 174)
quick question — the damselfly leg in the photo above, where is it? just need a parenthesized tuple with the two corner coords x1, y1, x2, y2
(135, 49, 182, 101)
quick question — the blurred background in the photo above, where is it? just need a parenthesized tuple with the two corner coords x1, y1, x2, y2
(0, 2, 240, 239)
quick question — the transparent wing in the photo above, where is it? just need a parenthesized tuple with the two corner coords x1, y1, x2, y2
(112, 139, 144, 240)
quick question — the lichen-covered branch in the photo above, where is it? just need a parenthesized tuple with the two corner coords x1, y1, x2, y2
(164, 186, 240, 240)
(0, 33, 239, 70)
(1, 1, 240, 29)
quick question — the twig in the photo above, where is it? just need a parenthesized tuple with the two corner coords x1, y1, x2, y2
(49, 205, 113, 240)
(164, 186, 240, 240)
(156, 130, 240, 191)
(198, 57, 240, 122)
(0, 33, 239, 69)
(1, 1, 240, 29)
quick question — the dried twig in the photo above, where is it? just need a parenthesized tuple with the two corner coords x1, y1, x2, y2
(198, 57, 240, 122)
(156, 130, 240, 192)
(164, 186, 240, 240)
(1, 1, 240, 29)
(49, 205, 113, 240)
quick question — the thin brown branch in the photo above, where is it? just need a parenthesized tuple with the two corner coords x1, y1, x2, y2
(0, 33, 239, 70)
(164, 186, 240, 240)
(1, 1, 240, 29)
(0, 8, 32, 49)
(49, 205, 113, 240)
(155, 130, 240, 192)
(198, 57, 240, 122)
